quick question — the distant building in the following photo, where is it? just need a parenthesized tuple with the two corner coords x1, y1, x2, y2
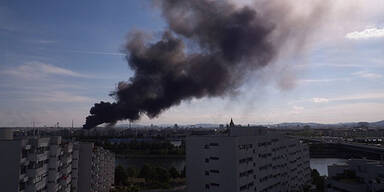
(186, 122, 311, 192)
(327, 159, 384, 192)
(0, 128, 114, 192)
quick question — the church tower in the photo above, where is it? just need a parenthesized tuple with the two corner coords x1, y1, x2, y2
(229, 118, 235, 127)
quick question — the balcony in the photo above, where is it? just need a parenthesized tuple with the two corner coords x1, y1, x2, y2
(29, 137, 50, 148)
(71, 161, 78, 169)
(26, 177, 47, 192)
(62, 154, 72, 164)
(27, 165, 48, 177)
(59, 176, 72, 186)
(47, 182, 58, 192)
(49, 157, 59, 169)
(61, 165, 72, 175)
(19, 173, 28, 182)
(24, 144, 31, 150)
(60, 185, 71, 192)
(28, 151, 49, 162)
(62, 144, 73, 153)
(48, 170, 61, 182)
(71, 169, 78, 178)
(49, 145, 61, 156)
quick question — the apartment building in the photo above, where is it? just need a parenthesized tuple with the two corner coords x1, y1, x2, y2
(78, 143, 115, 192)
(186, 125, 311, 192)
(47, 136, 75, 192)
(0, 128, 114, 192)
(327, 159, 384, 192)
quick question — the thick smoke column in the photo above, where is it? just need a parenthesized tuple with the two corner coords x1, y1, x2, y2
(83, 0, 328, 129)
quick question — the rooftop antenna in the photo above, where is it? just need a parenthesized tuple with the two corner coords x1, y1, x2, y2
(72, 120, 74, 129)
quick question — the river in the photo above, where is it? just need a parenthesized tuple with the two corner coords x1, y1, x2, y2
(310, 158, 348, 176)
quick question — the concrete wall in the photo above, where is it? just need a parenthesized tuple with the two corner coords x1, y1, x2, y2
(187, 136, 237, 192)
(0, 140, 22, 191)
(78, 142, 93, 192)
(187, 132, 311, 192)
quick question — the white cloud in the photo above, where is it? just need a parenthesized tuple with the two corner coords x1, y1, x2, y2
(65, 50, 124, 56)
(290, 106, 305, 114)
(28, 91, 95, 103)
(312, 98, 329, 103)
(312, 92, 384, 103)
(334, 93, 384, 102)
(27, 40, 57, 44)
(346, 27, 384, 40)
(299, 78, 349, 84)
(0, 106, 90, 127)
(2, 62, 89, 79)
(307, 62, 384, 69)
(36, 62, 85, 77)
(289, 102, 384, 123)
(0, 62, 97, 107)
(352, 71, 382, 79)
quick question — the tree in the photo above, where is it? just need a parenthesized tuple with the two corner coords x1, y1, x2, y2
(139, 164, 154, 181)
(169, 167, 179, 179)
(154, 167, 170, 184)
(115, 165, 128, 185)
(311, 169, 325, 191)
(126, 167, 138, 178)
(181, 166, 186, 178)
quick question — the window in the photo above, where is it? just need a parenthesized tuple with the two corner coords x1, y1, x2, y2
(238, 144, 252, 150)
(211, 183, 219, 187)
(209, 143, 219, 146)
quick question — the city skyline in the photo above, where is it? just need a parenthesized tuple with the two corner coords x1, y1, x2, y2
(1, 0, 384, 127)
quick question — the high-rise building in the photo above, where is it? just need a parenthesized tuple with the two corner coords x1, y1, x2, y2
(0, 128, 114, 192)
(78, 143, 115, 192)
(186, 125, 311, 192)
(47, 136, 76, 192)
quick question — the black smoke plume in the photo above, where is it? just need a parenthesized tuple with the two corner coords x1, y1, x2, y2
(83, 0, 328, 129)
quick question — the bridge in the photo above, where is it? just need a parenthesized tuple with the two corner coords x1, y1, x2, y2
(297, 137, 384, 160)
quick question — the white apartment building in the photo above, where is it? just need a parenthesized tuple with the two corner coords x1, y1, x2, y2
(0, 128, 114, 192)
(327, 159, 384, 192)
(78, 143, 115, 192)
(186, 125, 311, 192)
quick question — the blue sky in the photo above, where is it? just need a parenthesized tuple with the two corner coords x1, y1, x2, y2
(0, 0, 384, 127)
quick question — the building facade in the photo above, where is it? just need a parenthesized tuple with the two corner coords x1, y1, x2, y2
(0, 128, 114, 192)
(78, 142, 115, 192)
(186, 126, 311, 192)
(327, 159, 384, 192)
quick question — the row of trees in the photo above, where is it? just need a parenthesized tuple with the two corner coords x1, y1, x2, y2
(115, 164, 186, 190)
(310, 169, 325, 192)
(106, 141, 185, 156)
